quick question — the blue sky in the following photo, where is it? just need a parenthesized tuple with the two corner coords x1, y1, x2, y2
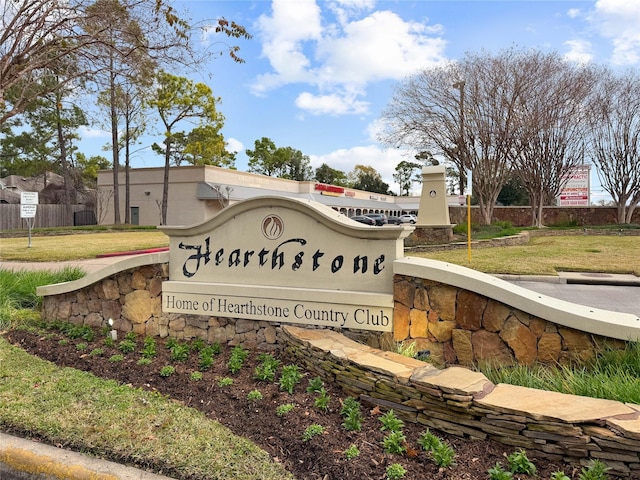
(78, 0, 640, 200)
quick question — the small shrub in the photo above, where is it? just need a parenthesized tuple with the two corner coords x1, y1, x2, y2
(385, 463, 407, 480)
(58, 339, 69, 345)
(124, 331, 136, 342)
(118, 339, 136, 354)
(247, 389, 263, 401)
(109, 354, 124, 362)
(431, 441, 456, 468)
(395, 340, 416, 358)
(165, 338, 178, 350)
(137, 358, 152, 366)
(507, 449, 536, 475)
(190, 371, 203, 381)
(379, 409, 404, 432)
(342, 411, 363, 432)
(417, 429, 441, 451)
(254, 353, 280, 381)
(190, 338, 206, 352)
(551, 472, 571, 480)
(279, 364, 302, 394)
(579, 459, 610, 480)
(75, 342, 87, 351)
(218, 377, 233, 387)
(103, 337, 115, 348)
(227, 345, 249, 373)
(141, 337, 157, 358)
(159, 365, 175, 377)
(306, 376, 324, 393)
(314, 388, 331, 412)
(89, 348, 104, 357)
(344, 444, 360, 460)
(170, 343, 190, 362)
(276, 403, 295, 417)
(382, 431, 407, 455)
(302, 424, 324, 442)
(198, 354, 214, 371)
(488, 463, 513, 480)
(340, 397, 360, 417)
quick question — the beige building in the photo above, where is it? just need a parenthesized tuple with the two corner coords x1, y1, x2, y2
(97, 165, 427, 226)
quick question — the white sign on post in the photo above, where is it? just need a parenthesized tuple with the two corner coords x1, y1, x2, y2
(20, 191, 39, 247)
(20, 204, 37, 218)
(20, 191, 39, 205)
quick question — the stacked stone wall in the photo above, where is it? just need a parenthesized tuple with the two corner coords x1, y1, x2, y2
(392, 275, 627, 367)
(40, 263, 282, 351)
(282, 326, 640, 478)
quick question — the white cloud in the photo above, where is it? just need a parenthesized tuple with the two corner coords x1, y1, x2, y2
(226, 137, 244, 154)
(590, 0, 640, 65)
(563, 39, 593, 63)
(567, 8, 581, 19)
(250, 0, 448, 115)
(78, 126, 109, 138)
(310, 144, 418, 195)
(295, 91, 369, 116)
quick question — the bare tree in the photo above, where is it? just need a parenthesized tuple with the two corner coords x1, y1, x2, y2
(586, 68, 640, 224)
(510, 53, 595, 227)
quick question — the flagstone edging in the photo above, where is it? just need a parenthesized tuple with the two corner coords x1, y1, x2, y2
(281, 325, 640, 477)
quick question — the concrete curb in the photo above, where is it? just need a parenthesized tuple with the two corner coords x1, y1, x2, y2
(0, 433, 176, 480)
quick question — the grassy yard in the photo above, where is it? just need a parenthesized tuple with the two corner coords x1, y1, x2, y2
(411, 235, 640, 276)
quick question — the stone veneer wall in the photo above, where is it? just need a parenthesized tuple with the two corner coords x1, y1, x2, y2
(392, 274, 628, 367)
(40, 263, 282, 351)
(282, 326, 640, 478)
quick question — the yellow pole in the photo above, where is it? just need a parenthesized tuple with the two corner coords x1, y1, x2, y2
(467, 194, 472, 262)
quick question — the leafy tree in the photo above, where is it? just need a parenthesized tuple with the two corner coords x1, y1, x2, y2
(246, 138, 312, 180)
(246, 137, 281, 176)
(497, 176, 529, 206)
(148, 72, 225, 225)
(275, 147, 313, 181)
(75, 153, 111, 188)
(393, 160, 421, 196)
(315, 163, 348, 186)
(586, 68, 640, 224)
(350, 165, 391, 195)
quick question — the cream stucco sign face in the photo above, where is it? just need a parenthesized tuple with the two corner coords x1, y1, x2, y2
(159, 197, 413, 332)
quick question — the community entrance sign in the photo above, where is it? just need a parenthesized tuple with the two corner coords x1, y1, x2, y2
(159, 196, 413, 332)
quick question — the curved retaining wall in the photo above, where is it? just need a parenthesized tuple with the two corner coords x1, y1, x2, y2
(36, 253, 640, 475)
(282, 325, 640, 478)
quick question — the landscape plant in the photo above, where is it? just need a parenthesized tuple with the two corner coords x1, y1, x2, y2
(382, 430, 407, 454)
(278, 364, 302, 394)
(276, 403, 295, 416)
(302, 424, 324, 442)
(306, 376, 324, 393)
(379, 409, 404, 432)
(159, 365, 175, 377)
(313, 388, 330, 412)
(218, 377, 234, 387)
(385, 463, 407, 479)
(247, 389, 263, 401)
(507, 448, 537, 475)
(253, 353, 281, 381)
(343, 444, 360, 460)
(227, 344, 249, 373)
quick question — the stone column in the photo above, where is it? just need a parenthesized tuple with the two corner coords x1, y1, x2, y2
(414, 166, 454, 244)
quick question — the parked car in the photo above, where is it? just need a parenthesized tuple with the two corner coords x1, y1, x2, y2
(386, 216, 402, 225)
(364, 213, 388, 226)
(399, 214, 417, 224)
(350, 215, 376, 226)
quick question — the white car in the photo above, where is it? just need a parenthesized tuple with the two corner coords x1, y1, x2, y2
(399, 214, 417, 224)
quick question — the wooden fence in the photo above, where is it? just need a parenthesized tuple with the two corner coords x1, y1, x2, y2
(0, 205, 96, 230)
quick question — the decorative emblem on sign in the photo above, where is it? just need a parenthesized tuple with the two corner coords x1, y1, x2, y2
(429, 190, 437, 198)
(262, 214, 284, 239)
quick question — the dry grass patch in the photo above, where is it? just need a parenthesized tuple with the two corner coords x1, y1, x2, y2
(0, 231, 168, 262)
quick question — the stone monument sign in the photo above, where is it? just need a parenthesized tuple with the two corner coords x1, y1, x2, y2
(159, 196, 413, 332)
